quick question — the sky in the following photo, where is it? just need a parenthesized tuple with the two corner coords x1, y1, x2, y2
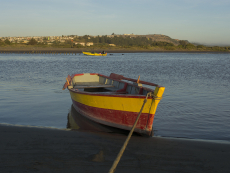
(1, 0, 230, 46)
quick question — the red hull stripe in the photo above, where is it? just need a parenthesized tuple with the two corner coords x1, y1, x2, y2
(72, 99, 155, 131)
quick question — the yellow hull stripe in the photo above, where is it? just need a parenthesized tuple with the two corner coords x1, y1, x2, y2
(69, 91, 160, 114)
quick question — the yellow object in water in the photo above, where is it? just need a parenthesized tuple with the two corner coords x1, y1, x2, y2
(82, 51, 107, 56)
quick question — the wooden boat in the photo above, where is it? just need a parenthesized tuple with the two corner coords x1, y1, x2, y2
(63, 73, 165, 136)
(82, 51, 107, 56)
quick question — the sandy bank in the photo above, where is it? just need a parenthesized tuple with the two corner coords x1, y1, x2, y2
(1, 124, 230, 173)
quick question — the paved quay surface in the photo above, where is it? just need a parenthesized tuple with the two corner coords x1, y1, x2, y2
(1, 124, 230, 173)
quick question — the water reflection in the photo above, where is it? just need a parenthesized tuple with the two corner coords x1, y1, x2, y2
(67, 105, 133, 135)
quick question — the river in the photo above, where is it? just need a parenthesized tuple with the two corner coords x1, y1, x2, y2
(0, 52, 229, 141)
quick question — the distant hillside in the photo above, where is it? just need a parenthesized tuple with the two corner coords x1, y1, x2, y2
(120, 34, 183, 46)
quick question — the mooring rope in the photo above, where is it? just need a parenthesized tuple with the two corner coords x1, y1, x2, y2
(108, 92, 152, 173)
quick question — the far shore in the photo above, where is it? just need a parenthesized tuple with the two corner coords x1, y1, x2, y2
(0, 47, 230, 54)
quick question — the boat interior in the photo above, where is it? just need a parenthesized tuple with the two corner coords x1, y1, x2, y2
(68, 73, 155, 95)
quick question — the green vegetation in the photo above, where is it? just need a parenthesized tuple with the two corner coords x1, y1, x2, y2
(28, 38, 37, 45)
(0, 35, 230, 52)
(1, 39, 12, 45)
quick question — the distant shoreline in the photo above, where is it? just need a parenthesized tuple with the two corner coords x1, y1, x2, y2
(0, 48, 230, 54)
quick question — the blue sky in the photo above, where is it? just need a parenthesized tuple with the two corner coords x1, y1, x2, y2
(1, 0, 230, 45)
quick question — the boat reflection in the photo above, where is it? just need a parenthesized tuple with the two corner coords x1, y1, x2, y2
(67, 104, 140, 135)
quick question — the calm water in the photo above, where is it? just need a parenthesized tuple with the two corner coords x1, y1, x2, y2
(0, 53, 230, 141)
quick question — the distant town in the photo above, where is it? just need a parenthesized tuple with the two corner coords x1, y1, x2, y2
(0, 34, 229, 52)
(0, 35, 96, 46)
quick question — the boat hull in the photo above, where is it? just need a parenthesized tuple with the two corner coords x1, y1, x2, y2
(69, 90, 161, 136)
(83, 52, 107, 56)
